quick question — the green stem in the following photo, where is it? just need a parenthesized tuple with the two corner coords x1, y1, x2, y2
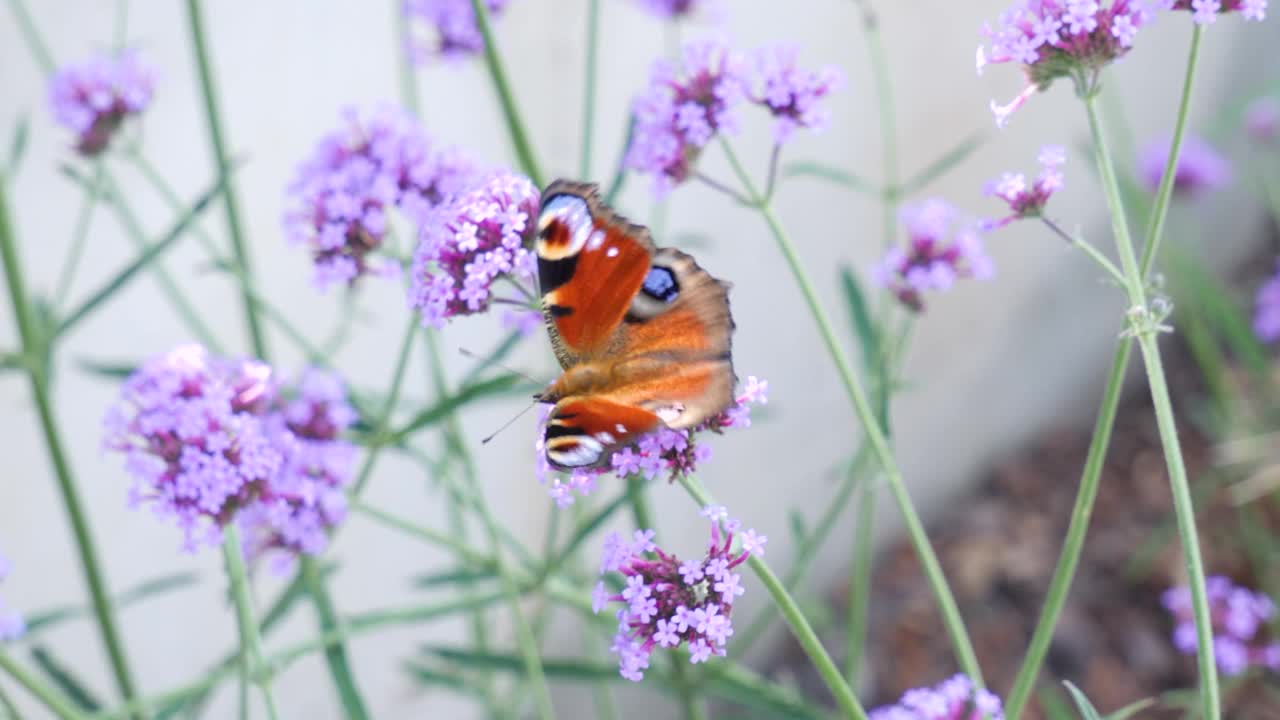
(1139, 24, 1202, 277)
(394, 0, 423, 120)
(719, 138, 984, 686)
(0, 651, 84, 720)
(1003, 340, 1131, 717)
(53, 162, 104, 310)
(184, 0, 269, 359)
(302, 558, 369, 720)
(678, 475, 865, 720)
(5, 0, 54, 73)
(353, 318, 417, 494)
(579, 0, 601, 180)
(220, 526, 280, 720)
(352, 500, 493, 567)
(468, 0, 545, 187)
(0, 187, 140, 713)
(1083, 91, 1219, 720)
(845, 474, 876, 686)
(854, 0, 899, 250)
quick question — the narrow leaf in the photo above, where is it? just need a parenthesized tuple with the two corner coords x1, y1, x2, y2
(1063, 680, 1105, 720)
(1105, 697, 1156, 720)
(390, 374, 523, 442)
(413, 567, 497, 589)
(839, 264, 881, 373)
(75, 357, 137, 380)
(899, 129, 988, 196)
(30, 645, 103, 711)
(6, 115, 29, 179)
(788, 508, 807, 546)
(401, 661, 484, 696)
(428, 646, 619, 681)
(460, 330, 524, 387)
(707, 665, 827, 720)
(783, 161, 880, 195)
(23, 571, 200, 635)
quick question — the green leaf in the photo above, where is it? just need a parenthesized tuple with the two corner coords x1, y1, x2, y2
(459, 330, 524, 388)
(6, 115, 29, 180)
(55, 172, 230, 338)
(1105, 697, 1156, 720)
(839, 264, 880, 374)
(706, 665, 827, 720)
(75, 357, 137, 380)
(546, 489, 630, 572)
(1037, 683, 1077, 720)
(783, 161, 880, 195)
(30, 645, 103, 711)
(401, 661, 484, 696)
(413, 566, 497, 589)
(389, 374, 524, 443)
(788, 508, 807, 547)
(1063, 680, 1105, 720)
(23, 571, 200, 635)
(898, 129, 988, 196)
(427, 646, 619, 681)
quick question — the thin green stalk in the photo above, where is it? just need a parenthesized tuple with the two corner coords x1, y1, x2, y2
(719, 138, 984, 686)
(53, 162, 104, 310)
(853, 0, 899, 250)
(677, 475, 865, 720)
(352, 500, 493, 566)
(302, 558, 370, 720)
(394, 0, 423, 120)
(353, 318, 418, 494)
(468, 0, 545, 187)
(1139, 24, 1202, 277)
(845, 476, 876, 686)
(0, 186, 140, 713)
(0, 651, 84, 720)
(1003, 340, 1132, 717)
(579, 0, 601, 180)
(1084, 91, 1219, 720)
(5, 0, 54, 73)
(184, 0, 269, 359)
(220, 526, 280, 720)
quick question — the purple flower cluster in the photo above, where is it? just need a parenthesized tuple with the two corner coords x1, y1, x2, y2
(634, 0, 722, 20)
(47, 50, 155, 156)
(104, 346, 357, 561)
(535, 376, 769, 507)
(594, 507, 766, 680)
(625, 38, 841, 196)
(869, 675, 1005, 720)
(979, 1, 1158, 127)
(0, 551, 24, 642)
(1136, 133, 1231, 199)
(284, 106, 478, 291)
(871, 200, 995, 313)
(403, 0, 510, 63)
(1245, 97, 1280, 143)
(1166, 0, 1268, 22)
(984, 145, 1066, 228)
(1253, 258, 1280, 342)
(409, 170, 539, 328)
(1162, 577, 1280, 675)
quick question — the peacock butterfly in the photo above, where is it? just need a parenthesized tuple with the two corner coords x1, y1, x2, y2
(534, 180, 737, 470)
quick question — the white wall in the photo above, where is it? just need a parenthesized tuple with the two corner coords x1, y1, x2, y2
(1, 2, 1275, 717)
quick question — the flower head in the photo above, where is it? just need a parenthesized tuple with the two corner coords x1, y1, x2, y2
(979, 2, 1156, 128)
(48, 50, 155, 156)
(1168, 0, 1268, 22)
(1253, 259, 1280, 342)
(409, 170, 539, 327)
(634, 0, 724, 20)
(284, 106, 478, 291)
(1245, 96, 1280, 143)
(403, 0, 510, 63)
(1137, 133, 1232, 199)
(597, 512, 762, 680)
(1163, 577, 1280, 675)
(870, 674, 1004, 719)
(984, 145, 1066, 229)
(0, 551, 24, 642)
(625, 38, 749, 196)
(872, 200, 994, 312)
(750, 45, 844, 144)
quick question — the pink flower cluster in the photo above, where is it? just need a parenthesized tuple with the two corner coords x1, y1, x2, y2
(1163, 577, 1280, 675)
(1136, 133, 1232, 199)
(47, 50, 155, 156)
(403, 0, 510, 63)
(984, 145, 1066, 229)
(535, 376, 769, 507)
(594, 507, 766, 680)
(870, 675, 1004, 720)
(871, 200, 995, 313)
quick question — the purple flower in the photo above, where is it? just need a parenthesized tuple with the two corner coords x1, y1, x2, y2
(597, 512, 763, 680)
(1169, 0, 1268, 21)
(1137, 133, 1232, 199)
(979, 2, 1155, 128)
(750, 45, 844, 144)
(409, 170, 539, 328)
(870, 674, 1004, 720)
(984, 144, 1066, 228)
(403, 0, 510, 63)
(1245, 96, 1280, 143)
(1162, 576, 1280, 675)
(0, 551, 24, 642)
(48, 50, 155, 156)
(871, 200, 994, 313)
(1254, 259, 1280, 342)
(625, 37, 749, 197)
(284, 106, 478, 291)
(634, 0, 723, 20)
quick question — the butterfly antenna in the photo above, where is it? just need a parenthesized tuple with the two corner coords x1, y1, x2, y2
(458, 347, 542, 386)
(481, 399, 539, 445)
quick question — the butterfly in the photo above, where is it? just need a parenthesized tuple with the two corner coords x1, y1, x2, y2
(534, 180, 737, 470)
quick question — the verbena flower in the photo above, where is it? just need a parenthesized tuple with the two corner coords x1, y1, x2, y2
(634, 0, 722, 20)
(1245, 96, 1280, 143)
(237, 369, 358, 572)
(625, 37, 749, 196)
(48, 50, 155, 156)
(1162, 577, 1280, 675)
(984, 145, 1066, 228)
(978, 2, 1156, 128)
(535, 377, 769, 507)
(595, 508, 765, 680)
(1253, 258, 1280, 342)
(870, 674, 1005, 720)
(1136, 133, 1232, 198)
(1166, 0, 1268, 22)
(103, 345, 284, 551)
(871, 200, 995, 313)
(403, 0, 510, 63)
(409, 170, 539, 328)
(750, 45, 844, 144)
(0, 551, 24, 642)
(284, 105, 478, 291)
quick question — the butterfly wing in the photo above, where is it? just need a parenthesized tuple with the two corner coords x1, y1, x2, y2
(543, 396, 662, 470)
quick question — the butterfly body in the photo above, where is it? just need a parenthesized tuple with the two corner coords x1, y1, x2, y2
(535, 180, 736, 470)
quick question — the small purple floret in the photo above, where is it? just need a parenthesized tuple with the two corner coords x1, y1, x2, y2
(1162, 576, 1280, 675)
(869, 674, 1005, 720)
(48, 50, 155, 156)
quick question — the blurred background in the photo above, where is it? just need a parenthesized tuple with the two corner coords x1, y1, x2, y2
(1, 1, 1277, 718)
